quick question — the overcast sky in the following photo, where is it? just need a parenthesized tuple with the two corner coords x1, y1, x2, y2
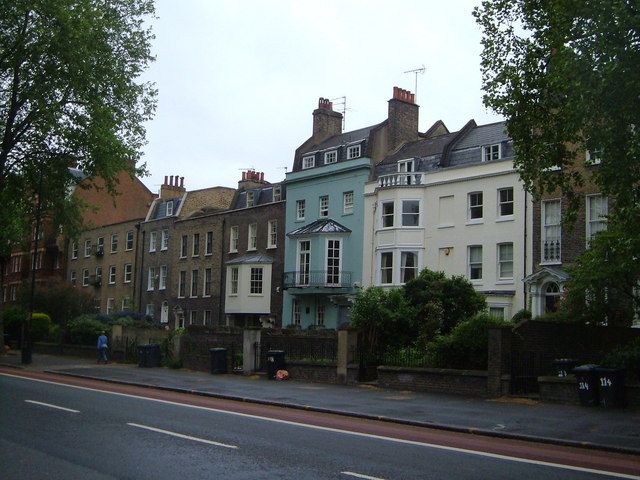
(140, 0, 503, 194)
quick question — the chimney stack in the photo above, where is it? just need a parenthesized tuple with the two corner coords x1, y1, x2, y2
(312, 97, 343, 142)
(238, 169, 269, 191)
(387, 86, 419, 151)
(160, 174, 186, 199)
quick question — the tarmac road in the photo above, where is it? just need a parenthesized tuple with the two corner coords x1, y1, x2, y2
(1, 369, 638, 480)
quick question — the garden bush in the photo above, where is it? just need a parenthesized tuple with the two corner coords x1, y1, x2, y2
(3, 308, 50, 342)
(510, 309, 532, 323)
(602, 339, 640, 380)
(427, 314, 508, 370)
(67, 314, 109, 345)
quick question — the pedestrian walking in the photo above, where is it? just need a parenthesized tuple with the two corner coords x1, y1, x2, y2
(97, 331, 108, 364)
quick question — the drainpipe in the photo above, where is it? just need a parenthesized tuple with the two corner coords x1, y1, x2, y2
(137, 227, 145, 315)
(218, 217, 226, 326)
(523, 189, 528, 311)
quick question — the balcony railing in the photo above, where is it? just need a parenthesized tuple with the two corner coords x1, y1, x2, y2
(378, 173, 425, 188)
(283, 270, 352, 289)
(542, 238, 561, 263)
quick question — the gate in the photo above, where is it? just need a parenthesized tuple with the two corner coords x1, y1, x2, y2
(510, 350, 540, 395)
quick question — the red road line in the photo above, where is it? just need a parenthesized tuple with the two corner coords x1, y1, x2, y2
(3, 367, 639, 477)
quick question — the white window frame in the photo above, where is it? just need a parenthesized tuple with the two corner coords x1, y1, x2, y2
(400, 251, 419, 284)
(106, 265, 115, 285)
(267, 220, 277, 249)
(246, 191, 255, 207)
(319, 195, 329, 218)
(229, 267, 239, 295)
(189, 310, 197, 325)
(147, 266, 155, 291)
(296, 200, 306, 221)
(166, 201, 174, 216)
(483, 144, 501, 162)
(230, 226, 239, 253)
(71, 242, 78, 259)
(343, 191, 354, 215)
(468, 245, 483, 282)
(586, 194, 608, 246)
(205, 231, 213, 255)
(146, 303, 155, 317)
(317, 305, 325, 326)
(110, 234, 118, 253)
(248, 223, 257, 251)
(497, 243, 514, 281)
(122, 297, 131, 311)
(379, 251, 393, 285)
(70, 270, 77, 285)
(346, 144, 361, 159)
(542, 199, 562, 264)
(293, 300, 300, 325)
(126, 231, 134, 251)
(190, 269, 199, 297)
(297, 239, 311, 286)
(497, 187, 514, 218)
(468, 192, 483, 222)
(203, 267, 212, 297)
(159, 265, 167, 290)
(124, 263, 132, 283)
(106, 298, 115, 315)
(250, 267, 264, 295)
(178, 270, 186, 298)
(180, 235, 188, 258)
(161, 229, 169, 251)
(204, 310, 212, 326)
(401, 200, 420, 227)
(149, 231, 157, 252)
(324, 150, 337, 164)
(302, 155, 315, 169)
(273, 186, 282, 202)
(82, 268, 89, 287)
(381, 201, 394, 228)
(84, 239, 91, 258)
(325, 238, 342, 286)
(192, 233, 200, 257)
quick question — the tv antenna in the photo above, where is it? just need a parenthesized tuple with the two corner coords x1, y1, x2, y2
(403, 65, 426, 102)
(331, 96, 347, 131)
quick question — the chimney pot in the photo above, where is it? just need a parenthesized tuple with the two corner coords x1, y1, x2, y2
(164, 175, 168, 185)
(170, 175, 174, 186)
(180, 177, 184, 188)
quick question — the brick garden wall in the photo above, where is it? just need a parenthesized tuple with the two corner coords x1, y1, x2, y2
(377, 366, 488, 397)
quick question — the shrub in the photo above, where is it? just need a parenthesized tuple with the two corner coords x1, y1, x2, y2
(602, 339, 640, 379)
(427, 314, 507, 370)
(510, 309, 532, 323)
(30, 313, 51, 342)
(67, 314, 109, 345)
(2, 308, 50, 342)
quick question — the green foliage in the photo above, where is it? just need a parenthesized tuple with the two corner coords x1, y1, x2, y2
(67, 314, 108, 345)
(350, 286, 413, 354)
(427, 314, 508, 370)
(29, 313, 51, 342)
(403, 269, 486, 337)
(511, 309, 532, 323)
(0, 0, 157, 257)
(2, 306, 27, 342)
(602, 339, 640, 377)
(29, 279, 95, 328)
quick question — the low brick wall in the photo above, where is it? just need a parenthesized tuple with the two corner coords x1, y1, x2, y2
(287, 361, 338, 384)
(539, 375, 640, 408)
(34, 342, 96, 359)
(377, 366, 488, 397)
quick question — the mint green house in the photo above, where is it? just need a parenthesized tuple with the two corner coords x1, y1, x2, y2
(283, 89, 421, 328)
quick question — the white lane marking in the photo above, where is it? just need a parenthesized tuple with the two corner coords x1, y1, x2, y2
(25, 399, 80, 413)
(127, 422, 237, 449)
(3, 373, 638, 480)
(342, 471, 387, 480)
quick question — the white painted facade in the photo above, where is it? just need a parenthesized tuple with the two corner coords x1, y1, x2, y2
(363, 159, 533, 320)
(224, 263, 272, 315)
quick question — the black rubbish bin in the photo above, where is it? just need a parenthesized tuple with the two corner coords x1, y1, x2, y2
(138, 344, 161, 368)
(572, 364, 599, 407)
(266, 350, 285, 380)
(210, 348, 228, 374)
(595, 367, 626, 408)
(552, 358, 578, 377)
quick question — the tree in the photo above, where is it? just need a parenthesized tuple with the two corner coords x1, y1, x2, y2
(403, 269, 486, 337)
(474, 1, 640, 324)
(473, 1, 640, 212)
(0, 0, 157, 350)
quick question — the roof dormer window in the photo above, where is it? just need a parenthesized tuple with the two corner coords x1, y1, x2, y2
(166, 201, 174, 216)
(346, 145, 361, 160)
(483, 144, 500, 162)
(324, 150, 337, 164)
(246, 191, 255, 207)
(302, 155, 315, 169)
(273, 186, 282, 202)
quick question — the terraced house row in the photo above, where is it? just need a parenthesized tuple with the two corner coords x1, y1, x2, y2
(3, 87, 608, 329)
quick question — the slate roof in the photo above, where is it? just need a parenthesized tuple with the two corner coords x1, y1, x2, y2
(226, 253, 274, 265)
(287, 219, 352, 237)
(303, 125, 380, 154)
(378, 132, 458, 166)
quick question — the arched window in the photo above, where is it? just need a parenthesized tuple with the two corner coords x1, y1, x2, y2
(544, 282, 561, 313)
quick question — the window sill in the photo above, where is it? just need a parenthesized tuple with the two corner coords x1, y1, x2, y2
(342, 212, 353, 216)
(146, 288, 154, 292)
(161, 248, 168, 252)
(202, 294, 211, 298)
(248, 295, 264, 298)
(179, 255, 187, 259)
(228, 294, 238, 297)
(247, 248, 257, 252)
(540, 261, 562, 266)
(496, 279, 514, 285)
(192, 255, 200, 258)
(229, 250, 238, 254)
(267, 246, 277, 250)
(470, 280, 483, 286)
(125, 248, 134, 252)
(204, 253, 212, 257)
(496, 216, 514, 223)
(466, 220, 484, 226)
(437, 223, 454, 229)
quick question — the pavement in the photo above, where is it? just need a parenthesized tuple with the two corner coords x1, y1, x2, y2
(2, 351, 639, 455)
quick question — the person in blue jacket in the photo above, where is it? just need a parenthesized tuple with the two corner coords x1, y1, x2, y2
(97, 331, 108, 364)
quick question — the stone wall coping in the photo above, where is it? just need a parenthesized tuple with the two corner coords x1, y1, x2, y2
(287, 360, 337, 367)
